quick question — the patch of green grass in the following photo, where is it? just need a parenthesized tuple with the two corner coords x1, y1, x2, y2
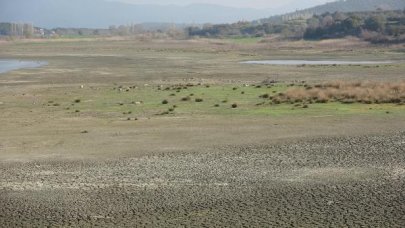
(32, 84, 403, 119)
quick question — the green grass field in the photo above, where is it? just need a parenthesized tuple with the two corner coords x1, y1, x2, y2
(4, 83, 403, 122)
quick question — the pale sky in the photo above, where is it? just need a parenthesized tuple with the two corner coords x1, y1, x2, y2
(114, 0, 336, 9)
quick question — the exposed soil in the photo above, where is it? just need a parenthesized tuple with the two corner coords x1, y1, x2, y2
(1, 132, 404, 227)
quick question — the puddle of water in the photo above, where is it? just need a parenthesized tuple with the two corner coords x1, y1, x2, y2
(241, 60, 394, 65)
(0, 59, 47, 74)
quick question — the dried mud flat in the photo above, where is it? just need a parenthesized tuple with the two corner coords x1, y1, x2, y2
(1, 132, 404, 227)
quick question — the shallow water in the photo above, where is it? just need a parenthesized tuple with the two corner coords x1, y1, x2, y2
(241, 60, 394, 65)
(0, 60, 47, 74)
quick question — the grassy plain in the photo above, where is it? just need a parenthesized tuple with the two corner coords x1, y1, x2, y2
(0, 38, 404, 160)
(0, 37, 404, 226)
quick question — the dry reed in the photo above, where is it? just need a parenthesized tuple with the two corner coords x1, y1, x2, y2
(272, 81, 405, 104)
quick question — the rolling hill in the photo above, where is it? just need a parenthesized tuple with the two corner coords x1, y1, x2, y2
(300, 0, 405, 14)
(0, 0, 275, 28)
(257, 0, 405, 24)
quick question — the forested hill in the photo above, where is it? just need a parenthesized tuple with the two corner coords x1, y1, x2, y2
(304, 0, 405, 14)
(258, 0, 405, 24)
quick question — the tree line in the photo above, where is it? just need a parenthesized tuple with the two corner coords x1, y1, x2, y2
(2, 9, 404, 43)
(187, 10, 405, 43)
(0, 22, 187, 39)
(0, 22, 34, 37)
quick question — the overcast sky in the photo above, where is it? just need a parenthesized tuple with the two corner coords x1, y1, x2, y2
(114, 0, 336, 9)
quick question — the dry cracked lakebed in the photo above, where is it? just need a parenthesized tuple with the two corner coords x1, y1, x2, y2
(1, 132, 404, 227)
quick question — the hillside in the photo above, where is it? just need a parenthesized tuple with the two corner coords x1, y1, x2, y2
(0, 0, 274, 28)
(257, 0, 405, 24)
(302, 0, 405, 14)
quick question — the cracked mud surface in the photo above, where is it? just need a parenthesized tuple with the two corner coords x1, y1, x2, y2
(1, 132, 404, 227)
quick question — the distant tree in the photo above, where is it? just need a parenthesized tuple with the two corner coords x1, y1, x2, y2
(364, 15, 387, 32)
(304, 27, 325, 40)
(321, 15, 334, 27)
(0, 23, 11, 36)
(342, 15, 362, 34)
(167, 26, 186, 39)
(117, 25, 129, 36)
(23, 23, 34, 38)
(333, 11, 346, 21)
(108, 25, 117, 35)
(307, 17, 321, 28)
